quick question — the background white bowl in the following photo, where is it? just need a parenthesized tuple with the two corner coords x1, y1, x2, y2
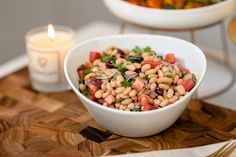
(104, 0, 236, 30)
(64, 34, 207, 137)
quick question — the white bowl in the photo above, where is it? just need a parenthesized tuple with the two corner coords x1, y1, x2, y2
(104, 0, 236, 30)
(64, 34, 207, 137)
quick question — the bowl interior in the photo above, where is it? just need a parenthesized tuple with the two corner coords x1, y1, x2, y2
(65, 35, 206, 93)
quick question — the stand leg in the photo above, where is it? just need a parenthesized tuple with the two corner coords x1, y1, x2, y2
(189, 30, 199, 99)
(190, 30, 196, 44)
(220, 21, 230, 65)
(119, 21, 126, 34)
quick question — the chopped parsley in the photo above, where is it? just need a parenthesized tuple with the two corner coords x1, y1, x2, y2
(157, 55, 164, 61)
(101, 52, 110, 62)
(112, 72, 118, 81)
(82, 88, 90, 96)
(127, 56, 143, 63)
(79, 78, 84, 84)
(165, 74, 173, 78)
(164, 4, 175, 9)
(134, 106, 142, 112)
(117, 64, 126, 78)
(143, 46, 156, 55)
(121, 79, 135, 87)
(114, 98, 125, 103)
(144, 46, 151, 52)
(84, 69, 92, 75)
(192, 73, 197, 83)
(180, 71, 185, 78)
(133, 46, 142, 55)
(143, 75, 149, 81)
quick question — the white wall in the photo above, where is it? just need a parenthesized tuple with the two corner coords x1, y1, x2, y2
(0, 0, 235, 64)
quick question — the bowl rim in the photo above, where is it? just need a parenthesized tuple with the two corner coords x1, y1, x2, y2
(105, 0, 235, 13)
(64, 34, 207, 115)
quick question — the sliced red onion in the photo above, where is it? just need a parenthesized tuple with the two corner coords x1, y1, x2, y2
(126, 72, 138, 80)
(95, 69, 117, 80)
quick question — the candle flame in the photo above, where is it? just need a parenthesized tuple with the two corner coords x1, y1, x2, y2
(48, 24, 55, 40)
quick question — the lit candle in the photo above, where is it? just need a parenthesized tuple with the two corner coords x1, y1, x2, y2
(25, 24, 75, 92)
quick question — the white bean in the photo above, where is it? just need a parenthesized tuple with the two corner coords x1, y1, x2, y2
(158, 84, 170, 90)
(145, 69, 157, 75)
(127, 103, 135, 110)
(79, 84, 86, 91)
(116, 87, 125, 94)
(157, 77, 173, 84)
(104, 95, 115, 104)
(102, 91, 110, 99)
(175, 85, 186, 95)
(129, 90, 137, 97)
(141, 64, 151, 73)
(126, 64, 136, 71)
(167, 88, 174, 99)
(149, 77, 157, 84)
(160, 99, 169, 107)
(123, 87, 132, 95)
(106, 83, 113, 91)
(116, 75, 124, 82)
(158, 70, 164, 78)
(169, 95, 178, 103)
(95, 90, 103, 98)
(150, 83, 157, 91)
(121, 99, 132, 105)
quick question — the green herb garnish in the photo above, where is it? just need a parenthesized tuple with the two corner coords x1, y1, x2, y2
(144, 46, 151, 52)
(164, 4, 175, 9)
(192, 73, 197, 83)
(165, 74, 173, 78)
(101, 52, 110, 62)
(127, 56, 143, 63)
(180, 71, 185, 78)
(84, 69, 92, 75)
(133, 46, 142, 55)
(79, 78, 84, 84)
(112, 72, 118, 81)
(134, 106, 142, 112)
(114, 98, 125, 103)
(157, 55, 164, 61)
(143, 75, 149, 81)
(117, 64, 126, 78)
(82, 88, 90, 96)
(121, 79, 135, 87)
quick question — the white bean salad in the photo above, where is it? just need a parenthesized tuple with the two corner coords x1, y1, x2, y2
(77, 45, 197, 112)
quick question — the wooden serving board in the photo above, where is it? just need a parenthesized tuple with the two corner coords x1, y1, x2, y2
(0, 68, 236, 157)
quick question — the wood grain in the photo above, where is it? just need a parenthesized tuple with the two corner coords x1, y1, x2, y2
(0, 68, 235, 157)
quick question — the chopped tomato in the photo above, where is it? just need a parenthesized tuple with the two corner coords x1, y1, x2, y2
(142, 105, 154, 111)
(90, 51, 101, 63)
(84, 61, 92, 68)
(87, 83, 98, 96)
(132, 78, 144, 92)
(139, 95, 151, 106)
(178, 65, 190, 74)
(77, 65, 85, 78)
(165, 53, 176, 64)
(141, 60, 162, 68)
(77, 70, 84, 78)
(88, 95, 95, 100)
(153, 104, 160, 109)
(181, 78, 195, 91)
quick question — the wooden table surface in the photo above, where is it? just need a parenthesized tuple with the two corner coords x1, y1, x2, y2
(0, 68, 236, 157)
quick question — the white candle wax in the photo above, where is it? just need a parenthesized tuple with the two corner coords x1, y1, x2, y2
(26, 25, 75, 92)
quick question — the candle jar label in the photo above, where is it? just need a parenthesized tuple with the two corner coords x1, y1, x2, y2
(28, 49, 60, 83)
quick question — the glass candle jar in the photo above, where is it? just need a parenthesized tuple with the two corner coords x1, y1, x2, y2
(25, 25, 75, 92)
